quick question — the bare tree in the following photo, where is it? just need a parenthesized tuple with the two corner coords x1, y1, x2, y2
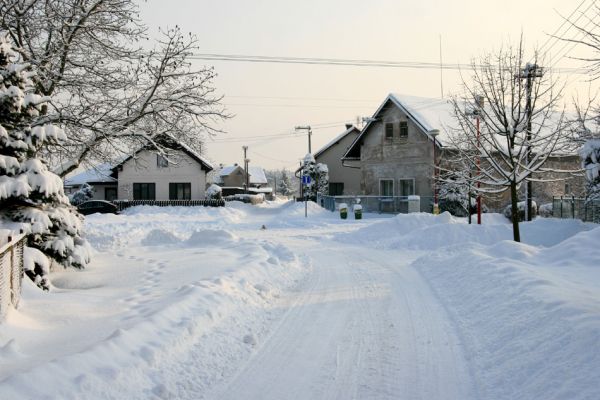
(0, 0, 229, 176)
(448, 40, 570, 242)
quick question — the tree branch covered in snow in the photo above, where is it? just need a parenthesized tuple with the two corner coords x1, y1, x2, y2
(447, 39, 571, 241)
(0, 0, 229, 176)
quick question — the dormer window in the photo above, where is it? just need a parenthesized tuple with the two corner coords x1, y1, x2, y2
(157, 154, 169, 168)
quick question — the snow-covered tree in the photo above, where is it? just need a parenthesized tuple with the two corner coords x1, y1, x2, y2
(580, 139, 600, 200)
(438, 171, 475, 217)
(0, 34, 90, 290)
(448, 39, 570, 242)
(70, 183, 93, 205)
(301, 154, 329, 201)
(0, 0, 229, 177)
(278, 169, 294, 197)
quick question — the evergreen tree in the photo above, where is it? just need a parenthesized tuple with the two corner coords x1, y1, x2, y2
(278, 169, 294, 197)
(0, 34, 90, 290)
(301, 154, 329, 201)
(71, 183, 94, 205)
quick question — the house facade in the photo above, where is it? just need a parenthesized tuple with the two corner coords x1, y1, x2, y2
(314, 124, 361, 195)
(64, 140, 213, 201)
(214, 164, 272, 197)
(115, 148, 212, 200)
(342, 93, 584, 211)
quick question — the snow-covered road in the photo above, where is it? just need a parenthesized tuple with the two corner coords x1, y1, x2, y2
(1, 200, 599, 400)
(208, 240, 474, 400)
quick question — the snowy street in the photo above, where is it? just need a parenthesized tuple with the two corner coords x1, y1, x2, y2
(0, 201, 599, 399)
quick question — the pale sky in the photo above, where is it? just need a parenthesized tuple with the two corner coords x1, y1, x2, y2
(140, 0, 598, 171)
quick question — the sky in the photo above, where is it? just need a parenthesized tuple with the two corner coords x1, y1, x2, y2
(139, 0, 599, 171)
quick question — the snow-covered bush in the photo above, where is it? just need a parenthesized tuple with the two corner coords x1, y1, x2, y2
(301, 154, 329, 201)
(70, 183, 93, 205)
(278, 169, 294, 197)
(580, 139, 600, 201)
(0, 34, 90, 290)
(206, 183, 222, 200)
(503, 201, 537, 222)
(538, 203, 553, 218)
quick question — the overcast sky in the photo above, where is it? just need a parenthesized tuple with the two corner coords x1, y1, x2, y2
(140, 0, 598, 171)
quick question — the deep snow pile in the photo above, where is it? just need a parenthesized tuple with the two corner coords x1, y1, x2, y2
(341, 211, 600, 399)
(0, 202, 309, 399)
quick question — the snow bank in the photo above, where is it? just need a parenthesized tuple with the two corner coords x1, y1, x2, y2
(414, 226, 600, 400)
(339, 212, 595, 249)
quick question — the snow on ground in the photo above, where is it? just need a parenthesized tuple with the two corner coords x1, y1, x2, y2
(0, 202, 598, 399)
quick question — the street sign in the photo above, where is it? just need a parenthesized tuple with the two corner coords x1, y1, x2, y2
(302, 175, 311, 185)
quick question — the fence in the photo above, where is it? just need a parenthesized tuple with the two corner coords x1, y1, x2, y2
(552, 197, 600, 223)
(0, 233, 25, 320)
(112, 199, 226, 212)
(317, 194, 434, 214)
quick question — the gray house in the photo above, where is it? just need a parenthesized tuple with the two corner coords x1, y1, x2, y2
(314, 124, 361, 195)
(342, 94, 446, 201)
(341, 93, 584, 211)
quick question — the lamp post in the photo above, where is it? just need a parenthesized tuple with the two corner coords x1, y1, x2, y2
(430, 129, 440, 215)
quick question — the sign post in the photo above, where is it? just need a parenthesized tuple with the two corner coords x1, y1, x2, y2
(302, 175, 311, 218)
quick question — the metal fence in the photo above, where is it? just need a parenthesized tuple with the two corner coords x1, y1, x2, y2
(317, 194, 435, 214)
(552, 197, 600, 223)
(0, 233, 25, 320)
(113, 199, 226, 212)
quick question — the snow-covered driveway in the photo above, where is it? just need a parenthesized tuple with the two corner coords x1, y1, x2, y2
(0, 201, 599, 400)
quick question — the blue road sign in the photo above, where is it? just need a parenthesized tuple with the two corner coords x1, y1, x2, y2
(302, 175, 311, 185)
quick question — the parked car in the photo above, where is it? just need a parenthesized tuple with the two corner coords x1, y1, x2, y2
(77, 200, 118, 215)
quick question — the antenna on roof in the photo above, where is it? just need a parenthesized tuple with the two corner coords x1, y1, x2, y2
(439, 34, 444, 99)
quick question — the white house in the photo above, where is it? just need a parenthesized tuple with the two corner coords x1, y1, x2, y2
(64, 140, 214, 201)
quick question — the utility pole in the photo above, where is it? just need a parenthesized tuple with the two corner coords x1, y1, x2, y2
(242, 145, 249, 194)
(516, 63, 543, 221)
(466, 95, 485, 225)
(295, 125, 312, 154)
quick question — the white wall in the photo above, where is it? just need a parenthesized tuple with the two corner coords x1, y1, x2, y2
(117, 150, 208, 200)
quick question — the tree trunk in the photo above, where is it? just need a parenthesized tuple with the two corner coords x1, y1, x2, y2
(510, 180, 521, 242)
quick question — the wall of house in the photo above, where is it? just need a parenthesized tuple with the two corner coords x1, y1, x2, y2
(90, 183, 117, 200)
(222, 168, 246, 187)
(117, 150, 207, 200)
(315, 130, 361, 195)
(359, 104, 436, 199)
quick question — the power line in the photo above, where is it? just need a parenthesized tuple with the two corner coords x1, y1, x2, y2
(189, 53, 585, 74)
(539, 0, 593, 55)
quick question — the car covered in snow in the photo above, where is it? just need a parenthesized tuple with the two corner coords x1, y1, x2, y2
(76, 200, 119, 216)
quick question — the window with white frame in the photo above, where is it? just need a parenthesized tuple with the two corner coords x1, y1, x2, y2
(380, 179, 394, 196)
(399, 179, 415, 196)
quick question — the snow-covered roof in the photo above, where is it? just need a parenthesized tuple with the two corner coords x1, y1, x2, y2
(64, 163, 116, 186)
(314, 125, 360, 159)
(217, 165, 268, 185)
(248, 166, 268, 185)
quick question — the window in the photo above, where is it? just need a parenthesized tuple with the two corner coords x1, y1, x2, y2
(399, 121, 408, 138)
(329, 182, 344, 196)
(157, 154, 169, 168)
(385, 123, 394, 139)
(565, 183, 571, 194)
(399, 179, 415, 196)
(133, 183, 155, 200)
(169, 182, 191, 200)
(105, 187, 117, 201)
(380, 179, 394, 196)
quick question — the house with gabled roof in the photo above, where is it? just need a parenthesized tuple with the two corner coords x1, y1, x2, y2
(64, 137, 214, 201)
(314, 124, 361, 195)
(341, 93, 583, 211)
(213, 164, 272, 197)
(342, 94, 447, 204)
